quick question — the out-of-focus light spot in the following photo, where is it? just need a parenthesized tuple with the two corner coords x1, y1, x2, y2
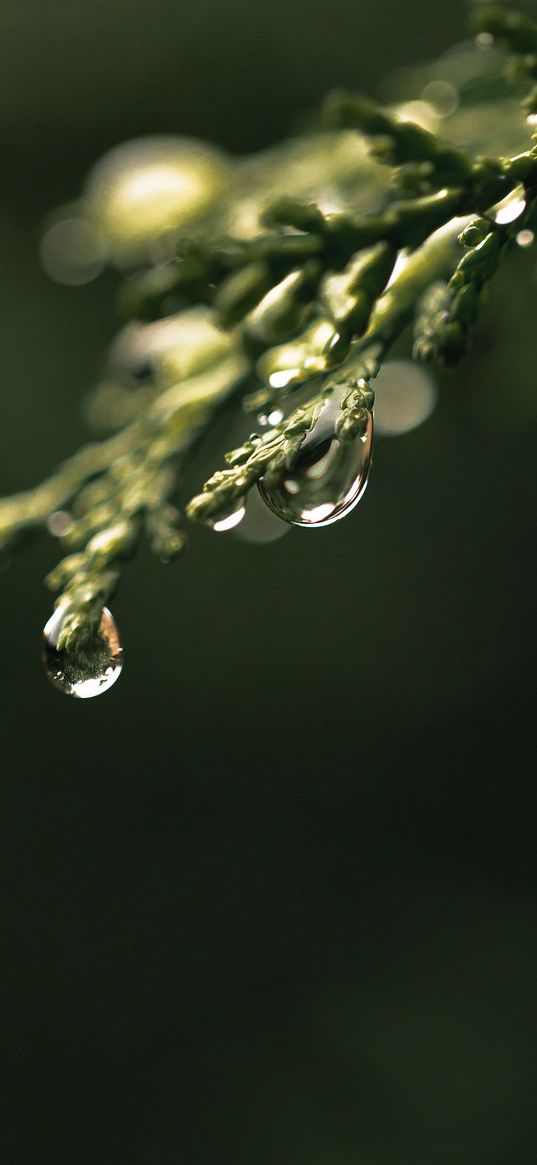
(516, 229, 534, 248)
(527, 113, 537, 127)
(84, 137, 230, 264)
(494, 185, 526, 225)
(395, 101, 438, 132)
(234, 488, 290, 545)
(258, 407, 287, 428)
(374, 360, 437, 436)
(476, 31, 494, 50)
(316, 189, 346, 215)
(40, 217, 107, 285)
(47, 510, 73, 537)
(421, 80, 459, 118)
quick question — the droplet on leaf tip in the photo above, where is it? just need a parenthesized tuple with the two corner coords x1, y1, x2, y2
(207, 501, 246, 532)
(258, 395, 373, 528)
(42, 606, 123, 698)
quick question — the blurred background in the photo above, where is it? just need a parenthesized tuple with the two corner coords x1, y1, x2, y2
(1, 1, 537, 1161)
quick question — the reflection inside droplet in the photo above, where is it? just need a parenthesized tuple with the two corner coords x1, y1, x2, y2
(373, 360, 437, 436)
(42, 605, 123, 698)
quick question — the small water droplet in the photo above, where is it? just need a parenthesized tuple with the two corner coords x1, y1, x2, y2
(268, 368, 303, 390)
(267, 408, 284, 426)
(258, 395, 373, 527)
(42, 606, 123, 698)
(493, 185, 526, 226)
(208, 501, 246, 532)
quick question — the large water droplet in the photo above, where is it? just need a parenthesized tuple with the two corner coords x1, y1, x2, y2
(258, 395, 373, 527)
(42, 606, 123, 698)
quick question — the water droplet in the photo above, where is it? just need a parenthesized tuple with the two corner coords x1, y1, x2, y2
(42, 606, 123, 698)
(257, 407, 285, 429)
(208, 500, 246, 532)
(258, 395, 373, 527)
(257, 319, 338, 391)
(267, 409, 284, 426)
(493, 185, 526, 226)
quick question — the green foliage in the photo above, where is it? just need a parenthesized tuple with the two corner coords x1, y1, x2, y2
(1, 1, 537, 686)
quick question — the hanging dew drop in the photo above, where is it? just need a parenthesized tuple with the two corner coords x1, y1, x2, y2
(258, 393, 373, 527)
(207, 499, 246, 532)
(42, 605, 123, 698)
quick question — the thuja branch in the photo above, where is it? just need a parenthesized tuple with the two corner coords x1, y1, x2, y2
(187, 218, 464, 524)
(1, 0, 536, 696)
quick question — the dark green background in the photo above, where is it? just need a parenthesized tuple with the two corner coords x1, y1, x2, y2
(1, 1, 536, 1161)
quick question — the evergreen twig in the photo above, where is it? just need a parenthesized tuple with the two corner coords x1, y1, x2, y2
(1, 1, 536, 684)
